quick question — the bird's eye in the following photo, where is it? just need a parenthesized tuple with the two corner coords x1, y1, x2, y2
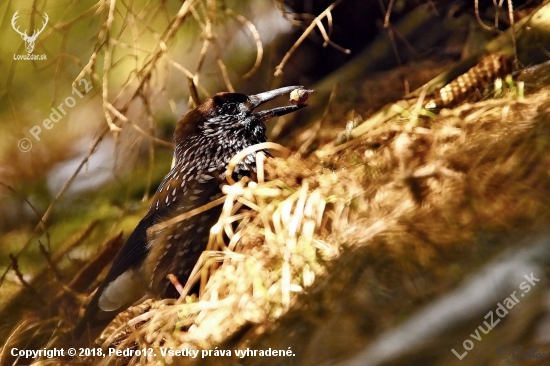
(219, 102, 238, 115)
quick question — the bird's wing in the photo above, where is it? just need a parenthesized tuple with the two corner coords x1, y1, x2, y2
(97, 167, 186, 288)
(72, 167, 188, 337)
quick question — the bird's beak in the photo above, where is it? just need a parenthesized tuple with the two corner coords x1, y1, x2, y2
(248, 86, 309, 120)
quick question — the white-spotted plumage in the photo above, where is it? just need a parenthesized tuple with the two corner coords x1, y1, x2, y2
(139, 93, 273, 299)
(74, 86, 307, 337)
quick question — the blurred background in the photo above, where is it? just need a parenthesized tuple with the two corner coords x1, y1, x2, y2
(1, 1, 550, 365)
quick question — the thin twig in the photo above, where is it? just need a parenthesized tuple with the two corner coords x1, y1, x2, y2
(377, 0, 403, 69)
(274, 0, 343, 77)
(148, 196, 227, 234)
(217, 58, 234, 92)
(225, 142, 291, 185)
(226, 8, 264, 79)
(38, 241, 62, 281)
(105, 102, 174, 147)
(188, 77, 201, 108)
(0, 182, 50, 253)
(475, 0, 497, 31)
(102, 0, 122, 134)
(190, 2, 211, 91)
(167, 59, 209, 97)
(9, 254, 46, 304)
(314, 17, 350, 54)
(167, 274, 185, 295)
(506, 0, 518, 69)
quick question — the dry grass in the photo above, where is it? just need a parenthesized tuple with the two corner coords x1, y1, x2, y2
(87, 154, 352, 363)
(3, 1, 548, 364)
(46, 69, 550, 366)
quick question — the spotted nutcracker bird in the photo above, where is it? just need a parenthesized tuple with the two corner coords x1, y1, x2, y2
(72, 86, 309, 339)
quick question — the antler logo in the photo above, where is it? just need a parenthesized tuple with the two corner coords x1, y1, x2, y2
(11, 11, 48, 54)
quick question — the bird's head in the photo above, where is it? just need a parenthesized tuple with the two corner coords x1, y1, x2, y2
(175, 86, 308, 144)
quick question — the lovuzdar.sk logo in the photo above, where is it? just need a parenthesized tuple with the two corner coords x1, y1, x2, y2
(11, 11, 48, 60)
